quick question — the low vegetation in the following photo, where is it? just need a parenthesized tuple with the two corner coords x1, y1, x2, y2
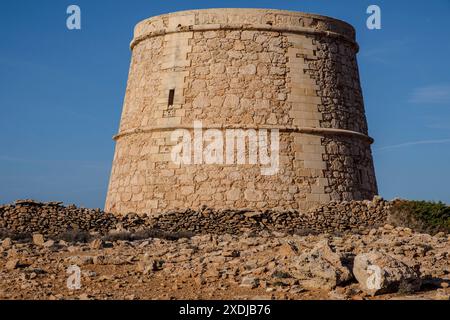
(388, 200, 450, 234)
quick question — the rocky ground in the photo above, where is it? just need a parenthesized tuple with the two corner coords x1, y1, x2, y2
(1, 224, 449, 300)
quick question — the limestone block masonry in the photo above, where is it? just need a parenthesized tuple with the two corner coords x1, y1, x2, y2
(105, 8, 378, 216)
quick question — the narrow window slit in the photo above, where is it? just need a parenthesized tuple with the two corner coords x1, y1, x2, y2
(168, 89, 175, 107)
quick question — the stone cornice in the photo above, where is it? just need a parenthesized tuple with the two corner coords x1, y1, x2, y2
(113, 125, 374, 144)
(130, 24, 359, 51)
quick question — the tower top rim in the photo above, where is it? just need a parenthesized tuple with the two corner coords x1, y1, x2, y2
(132, 8, 357, 50)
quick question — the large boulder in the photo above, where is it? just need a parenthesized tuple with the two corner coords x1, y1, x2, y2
(353, 251, 422, 296)
(293, 240, 353, 290)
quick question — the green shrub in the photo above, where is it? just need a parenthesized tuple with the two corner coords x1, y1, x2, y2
(388, 200, 450, 234)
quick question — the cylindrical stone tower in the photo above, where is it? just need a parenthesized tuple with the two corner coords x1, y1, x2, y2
(105, 8, 378, 215)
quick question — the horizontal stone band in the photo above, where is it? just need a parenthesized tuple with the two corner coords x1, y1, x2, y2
(130, 24, 359, 51)
(113, 125, 374, 144)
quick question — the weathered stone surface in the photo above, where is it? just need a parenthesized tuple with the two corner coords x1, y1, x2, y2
(0, 198, 391, 237)
(240, 276, 259, 289)
(32, 234, 45, 246)
(278, 243, 298, 258)
(43, 240, 55, 248)
(90, 239, 103, 250)
(1, 238, 12, 249)
(293, 240, 352, 290)
(0, 220, 448, 300)
(353, 251, 422, 296)
(137, 253, 164, 274)
(105, 8, 378, 215)
(5, 259, 19, 271)
(66, 255, 94, 266)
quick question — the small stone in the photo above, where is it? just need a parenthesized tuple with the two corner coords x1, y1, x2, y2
(90, 239, 104, 250)
(43, 240, 55, 248)
(1, 238, 12, 249)
(278, 243, 298, 258)
(435, 289, 450, 300)
(93, 255, 106, 265)
(172, 284, 180, 290)
(5, 259, 19, 270)
(67, 255, 94, 266)
(195, 276, 206, 286)
(240, 276, 259, 289)
(68, 246, 80, 253)
(328, 289, 347, 300)
(79, 293, 90, 300)
(33, 234, 45, 246)
(98, 275, 111, 282)
(136, 254, 163, 274)
(222, 250, 240, 258)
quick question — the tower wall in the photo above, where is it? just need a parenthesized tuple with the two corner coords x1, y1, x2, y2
(105, 9, 378, 215)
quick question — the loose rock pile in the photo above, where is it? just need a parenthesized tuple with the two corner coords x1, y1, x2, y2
(2, 199, 449, 300)
(0, 197, 390, 238)
(0, 225, 449, 300)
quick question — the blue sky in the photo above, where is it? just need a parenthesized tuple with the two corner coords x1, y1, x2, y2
(1, 0, 449, 208)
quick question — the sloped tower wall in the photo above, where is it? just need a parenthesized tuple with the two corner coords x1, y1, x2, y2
(105, 9, 378, 215)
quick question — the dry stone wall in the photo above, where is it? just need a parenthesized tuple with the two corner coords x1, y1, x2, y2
(0, 198, 389, 237)
(105, 9, 377, 215)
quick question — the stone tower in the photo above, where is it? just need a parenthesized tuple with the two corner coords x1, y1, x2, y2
(105, 8, 378, 215)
